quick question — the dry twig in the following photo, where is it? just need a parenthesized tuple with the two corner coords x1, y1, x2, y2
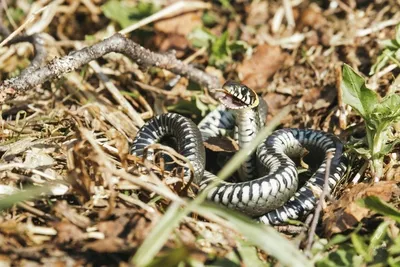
(0, 33, 220, 105)
(305, 152, 334, 253)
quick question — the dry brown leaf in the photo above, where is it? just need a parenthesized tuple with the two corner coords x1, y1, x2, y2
(96, 216, 129, 238)
(323, 181, 400, 237)
(298, 86, 336, 111)
(154, 12, 202, 36)
(52, 222, 86, 245)
(203, 137, 239, 153)
(263, 93, 291, 116)
(84, 237, 129, 253)
(238, 44, 286, 91)
(153, 33, 190, 57)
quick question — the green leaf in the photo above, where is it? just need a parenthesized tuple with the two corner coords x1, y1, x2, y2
(202, 11, 219, 27)
(357, 196, 400, 223)
(237, 240, 268, 267)
(342, 64, 379, 118)
(131, 202, 184, 266)
(389, 235, 400, 255)
(375, 139, 400, 158)
(371, 94, 400, 124)
(348, 146, 371, 158)
(146, 246, 190, 267)
(316, 245, 358, 267)
(230, 40, 252, 57)
(351, 233, 371, 261)
(370, 49, 394, 75)
(395, 24, 400, 45)
(209, 31, 231, 68)
(0, 185, 52, 210)
(188, 27, 216, 48)
(369, 221, 389, 253)
(167, 96, 212, 121)
(101, 0, 157, 28)
(326, 234, 352, 247)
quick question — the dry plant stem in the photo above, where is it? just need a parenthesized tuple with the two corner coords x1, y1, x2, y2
(17, 202, 58, 221)
(0, 162, 60, 181)
(0, 33, 220, 104)
(356, 18, 400, 37)
(117, 192, 155, 213)
(82, 129, 242, 232)
(305, 151, 333, 253)
(143, 143, 196, 191)
(352, 161, 369, 184)
(282, 0, 295, 28)
(336, 64, 347, 130)
(119, 1, 211, 35)
(83, 56, 145, 126)
(0, 4, 49, 48)
(80, 128, 183, 203)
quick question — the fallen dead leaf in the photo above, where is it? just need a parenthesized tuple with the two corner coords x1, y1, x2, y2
(52, 222, 86, 245)
(96, 216, 129, 238)
(298, 86, 336, 111)
(203, 137, 238, 153)
(84, 237, 130, 253)
(237, 44, 287, 91)
(153, 33, 190, 57)
(263, 93, 292, 116)
(323, 181, 400, 237)
(154, 12, 202, 36)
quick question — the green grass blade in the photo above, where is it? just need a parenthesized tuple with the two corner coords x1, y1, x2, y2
(217, 105, 291, 181)
(0, 185, 52, 210)
(131, 202, 184, 266)
(196, 203, 312, 267)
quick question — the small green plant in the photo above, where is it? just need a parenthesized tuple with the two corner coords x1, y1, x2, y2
(370, 24, 400, 75)
(316, 197, 400, 266)
(188, 28, 251, 69)
(341, 64, 400, 180)
(101, 0, 158, 29)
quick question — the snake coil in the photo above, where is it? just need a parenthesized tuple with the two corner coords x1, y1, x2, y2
(131, 81, 347, 225)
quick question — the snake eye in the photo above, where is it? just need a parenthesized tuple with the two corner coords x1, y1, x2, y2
(216, 81, 259, 110)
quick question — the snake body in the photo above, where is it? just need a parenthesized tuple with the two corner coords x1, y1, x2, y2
(131, 81, 347, 225)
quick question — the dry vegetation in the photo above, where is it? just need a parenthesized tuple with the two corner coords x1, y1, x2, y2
(1, 0, 400, 266)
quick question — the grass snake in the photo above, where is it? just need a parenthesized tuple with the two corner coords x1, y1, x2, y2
(131, 81, 347, 225)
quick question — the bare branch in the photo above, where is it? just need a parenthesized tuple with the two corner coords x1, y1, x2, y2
(0, 33, 220, 104)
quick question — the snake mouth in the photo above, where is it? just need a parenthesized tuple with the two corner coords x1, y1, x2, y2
(215, 81, 259, 110)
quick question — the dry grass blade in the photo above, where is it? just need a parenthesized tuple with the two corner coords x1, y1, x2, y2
(119, 1, 212, 35)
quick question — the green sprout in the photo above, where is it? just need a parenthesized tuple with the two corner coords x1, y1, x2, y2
(341, 64, 400, 180)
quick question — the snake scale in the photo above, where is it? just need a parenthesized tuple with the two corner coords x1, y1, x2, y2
(131, 81, 347, 225)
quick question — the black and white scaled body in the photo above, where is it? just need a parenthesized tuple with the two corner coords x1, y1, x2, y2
(131, 81, 347, 225)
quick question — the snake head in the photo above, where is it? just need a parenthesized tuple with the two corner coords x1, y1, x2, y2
(215, 81, 259, 110)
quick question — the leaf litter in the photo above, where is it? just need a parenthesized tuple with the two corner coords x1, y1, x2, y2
(0, 0, 400, 266)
